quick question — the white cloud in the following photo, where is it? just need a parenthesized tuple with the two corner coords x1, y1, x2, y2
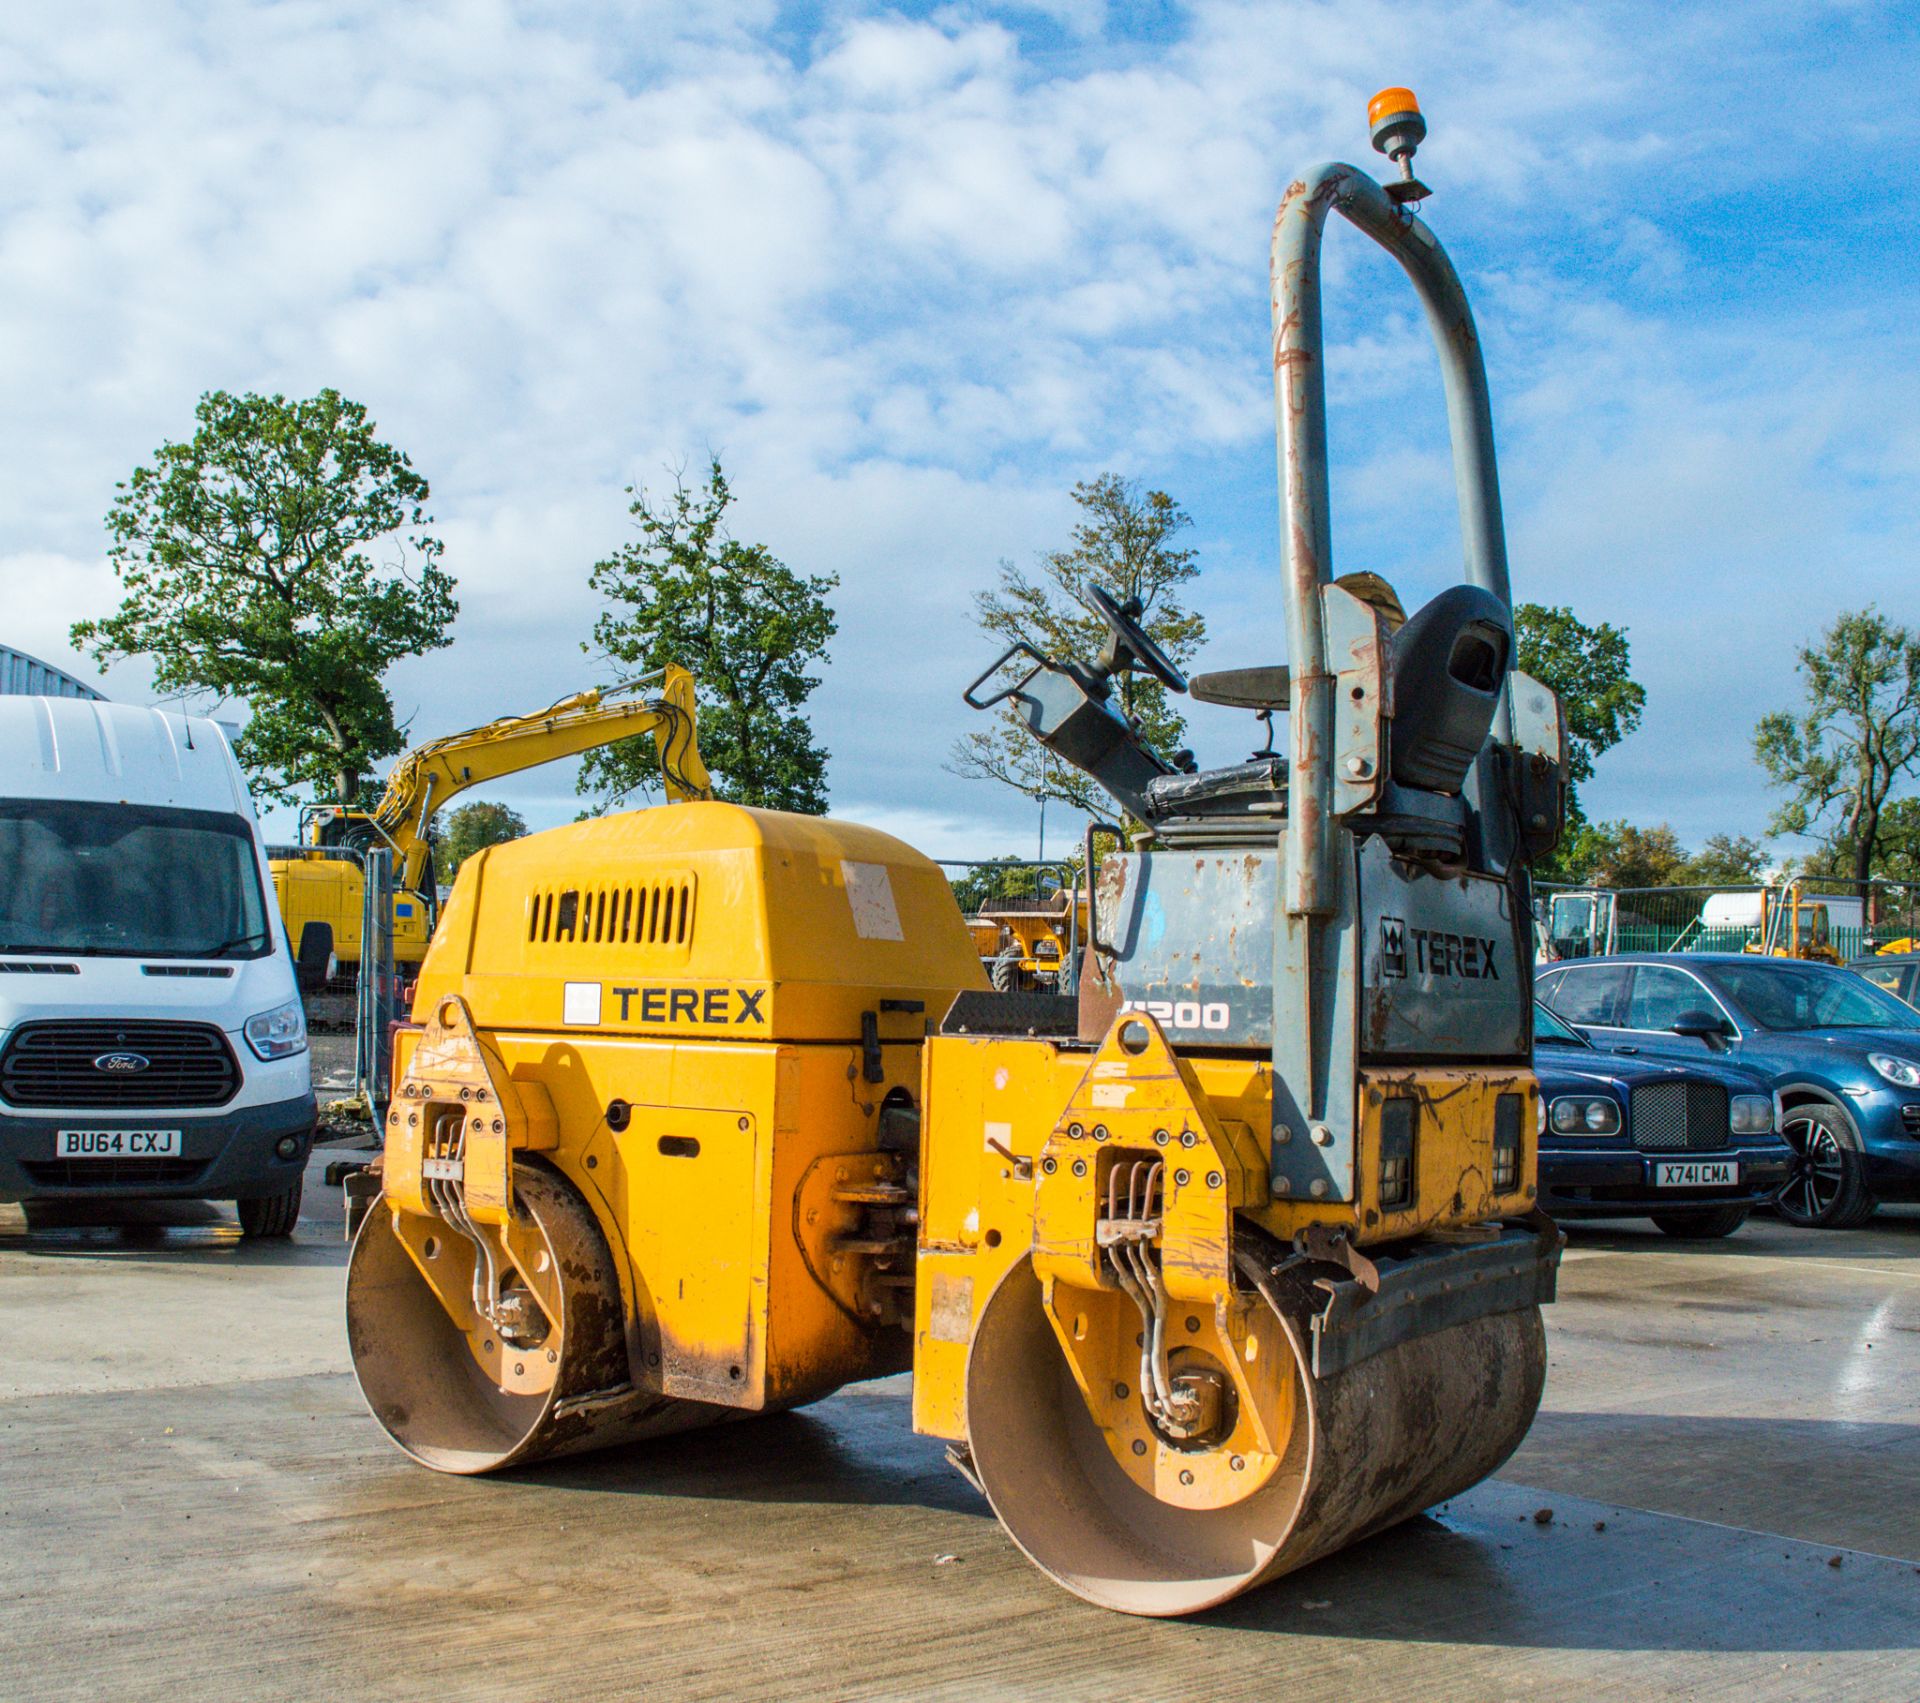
(2, 0, 1915, 863)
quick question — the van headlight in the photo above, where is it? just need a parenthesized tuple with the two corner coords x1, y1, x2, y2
(1729, 1093, 1773, 1134)
(1868, 1052, 1920, 1089)
(1549, 1096, 1620, 1135)
(244, 1000, 308, 1060)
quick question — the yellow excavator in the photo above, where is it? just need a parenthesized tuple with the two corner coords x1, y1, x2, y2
(343, 93, 1569, 1616)
(271, 667, 710, 975)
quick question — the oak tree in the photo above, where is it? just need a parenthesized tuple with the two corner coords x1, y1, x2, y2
(71, 389, 456, 805)
(580, 460, 836, 814)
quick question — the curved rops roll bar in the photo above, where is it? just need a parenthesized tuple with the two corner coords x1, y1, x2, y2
(1271, 143, 1514, 918)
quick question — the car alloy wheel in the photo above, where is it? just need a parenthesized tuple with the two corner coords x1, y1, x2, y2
(1776, 1104, 1874, 1229)
(1780, 1113, 1843, 1220)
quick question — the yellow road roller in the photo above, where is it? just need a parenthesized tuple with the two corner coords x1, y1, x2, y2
(346, 92, 1572, 1617)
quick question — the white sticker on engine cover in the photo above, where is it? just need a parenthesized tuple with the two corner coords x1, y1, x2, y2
(841, 860, 904, 941)
(563, 981, 602, 1025)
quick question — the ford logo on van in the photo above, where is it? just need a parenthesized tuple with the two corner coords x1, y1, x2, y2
(93, 1051, 151, 1074)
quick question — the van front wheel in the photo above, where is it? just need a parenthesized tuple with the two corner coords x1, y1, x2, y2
(239, 1180, 302, 1239)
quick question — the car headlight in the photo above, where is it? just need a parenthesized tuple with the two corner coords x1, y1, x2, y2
(1549, 1096, 1621, 1135)
(244, 1000, 308, 1061)
(1730, 1093, 1773, 1134)
(1868, 1052, 1920, 1089)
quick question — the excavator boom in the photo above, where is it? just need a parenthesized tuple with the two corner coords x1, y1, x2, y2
(273, 665, 710, 972)
(369, 665, 711, 894)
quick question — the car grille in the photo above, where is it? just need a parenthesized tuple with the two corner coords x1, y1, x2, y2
(21, 1158, 209, 1188)
(1901, 1104, 1920, 1138)
(1630, 1081, 1729, 1152)
(0, 1022, 240, 1110)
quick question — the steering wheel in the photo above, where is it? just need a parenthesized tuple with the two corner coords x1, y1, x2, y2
(1085, 585, 1188, 693)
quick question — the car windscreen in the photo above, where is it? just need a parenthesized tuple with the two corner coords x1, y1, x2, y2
(0, 797, 270, 959)
(1533, 1002, 1589, 1046)
(1702, 959, 1920, 1032)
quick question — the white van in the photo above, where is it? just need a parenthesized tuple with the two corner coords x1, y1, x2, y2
(0, 698, 315, 1235)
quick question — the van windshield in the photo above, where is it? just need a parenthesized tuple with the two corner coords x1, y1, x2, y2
(0, 798, 270, 959)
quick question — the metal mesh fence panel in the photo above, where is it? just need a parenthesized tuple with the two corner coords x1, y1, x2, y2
(1535, 878, 1920, 967)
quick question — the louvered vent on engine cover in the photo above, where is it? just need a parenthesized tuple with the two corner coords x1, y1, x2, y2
(526, 877, 697, 950)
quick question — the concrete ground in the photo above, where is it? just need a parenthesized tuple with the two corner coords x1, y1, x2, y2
(0, 1171, 1913, 1701)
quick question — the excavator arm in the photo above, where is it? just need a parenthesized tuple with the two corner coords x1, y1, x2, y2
(368, 665, 712, 895)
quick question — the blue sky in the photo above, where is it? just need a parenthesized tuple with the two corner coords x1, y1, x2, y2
(3, 0, 1916, 858)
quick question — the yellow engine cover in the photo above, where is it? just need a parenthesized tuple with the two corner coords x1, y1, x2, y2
(414, 801, 986, 1041)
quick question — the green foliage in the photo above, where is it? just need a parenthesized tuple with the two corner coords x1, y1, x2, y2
(579, 460, 836, 814)
(1788, 802, 1920, 885)
(1563, 821, 1689, 890)
(949, 475, 1206, 816)
(70, 389, 456, 806)
(945, 855, 1078, 915)
(439, 800, 528, 881)
(1860, 798, 1920, 885)
(1755, 607, 1920, 884)
(1513, 603, 1645, 823)
(1548, 823, 1769, 890)
(1681, 831, 1770, 887)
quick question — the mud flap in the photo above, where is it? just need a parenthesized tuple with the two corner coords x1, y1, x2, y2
(1301, 1218, 1561, 1379)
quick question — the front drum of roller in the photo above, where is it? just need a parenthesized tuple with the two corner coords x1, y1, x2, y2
(962, 1256, 1547, 1616)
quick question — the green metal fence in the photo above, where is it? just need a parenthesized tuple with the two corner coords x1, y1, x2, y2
(1536, 879, 1920, 965)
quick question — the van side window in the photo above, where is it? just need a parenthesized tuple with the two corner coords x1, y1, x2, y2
(1543, 965, 1627, 1026)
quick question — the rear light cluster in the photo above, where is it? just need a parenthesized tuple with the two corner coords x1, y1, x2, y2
(1377, 1099, 1416, 1211)
(1492, 1094, 1523, 1194)
(1377, 1095, 1525, 1205)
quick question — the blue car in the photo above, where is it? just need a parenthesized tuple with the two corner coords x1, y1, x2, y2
(1536, 953, 1920, 1229)
(1532, 1002, 1789, 1237)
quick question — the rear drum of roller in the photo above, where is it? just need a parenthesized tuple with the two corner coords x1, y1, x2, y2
(347, 1160, 726, 1474)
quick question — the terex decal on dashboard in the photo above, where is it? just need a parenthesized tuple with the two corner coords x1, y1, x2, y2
(1380, 916, 1500, 982)
(606, 984, 769, 1025)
